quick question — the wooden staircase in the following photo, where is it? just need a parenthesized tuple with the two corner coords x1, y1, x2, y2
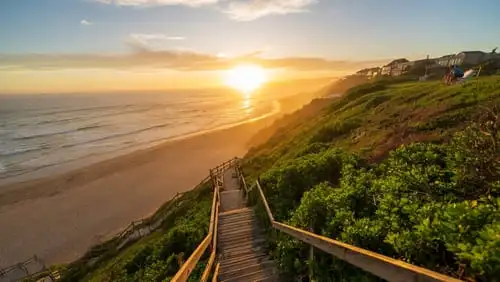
(216, 169, 280, 282)
(172, 159, 463, 282)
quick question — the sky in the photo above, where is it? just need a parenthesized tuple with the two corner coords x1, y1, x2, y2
(1, 0, 499, 94)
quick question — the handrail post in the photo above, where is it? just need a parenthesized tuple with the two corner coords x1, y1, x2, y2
(308, 225, 314, 281)
(255, 180, 274, 222)
(208, 184, 217, 238)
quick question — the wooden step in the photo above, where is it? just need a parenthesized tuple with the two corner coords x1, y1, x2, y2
(220, 258, 274, 275)
(219, 213, 254, 223)
(219, 209, 253, 218)
(220, 254, 269, 270)
(219, 233, 266, 246)
(222, 239, 267, 253)
(217, 221, 262, 236)
(220, 245, 267, 260)
(219, 218, 257, 230)
(219, 225, 260, 236)
(221, 266, 277, 282)
(220, 238, 267, 251)
(220, 260, 276, 281)
(220, 252, 268, 267)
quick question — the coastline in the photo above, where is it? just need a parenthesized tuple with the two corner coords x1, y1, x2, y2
(0, 115, 276, 267)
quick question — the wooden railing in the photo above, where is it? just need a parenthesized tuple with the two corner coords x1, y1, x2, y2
(3, 159, 237, 282)
(236, 167, 462, 282)
(171, 158, 238, 282)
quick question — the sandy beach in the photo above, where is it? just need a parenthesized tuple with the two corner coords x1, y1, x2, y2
(0, 118, 273, 267)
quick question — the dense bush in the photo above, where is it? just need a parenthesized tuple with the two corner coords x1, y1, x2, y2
(257, 113, 500, 281)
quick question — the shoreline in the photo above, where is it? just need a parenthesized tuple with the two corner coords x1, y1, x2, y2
(0, 114, 276, 267)
(0, 107, 279, 206)
(0, 100, 281, 187)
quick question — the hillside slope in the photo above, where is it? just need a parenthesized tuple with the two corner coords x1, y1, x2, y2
(245, 76, 500, 174)
(53, 182, 212, 282)
(242, 76, 500, 281)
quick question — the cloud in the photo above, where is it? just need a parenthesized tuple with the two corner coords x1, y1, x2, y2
(95, 0, 220, 7)
(95, 0, 317, 20)
(0, 49, 387, 72)
(80, 19, 92, 25)
(127, 33, 186, 51)
(224, 0, 317, 21)
(130, 33, 185, 41)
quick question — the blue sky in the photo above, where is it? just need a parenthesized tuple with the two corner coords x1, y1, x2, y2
(0, 0, 499, 93)
(1, 0, 499, 59)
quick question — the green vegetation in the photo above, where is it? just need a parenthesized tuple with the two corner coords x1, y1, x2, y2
(57, 182, 213, 282)
(242, 75, 500, 281)
(47, 75, 500, 282)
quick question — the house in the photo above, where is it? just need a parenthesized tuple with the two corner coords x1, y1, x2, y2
(356, 67, 381, 77)
(393, 61, 414, 76)
(404, 58, 436, 75)
(435, 54, 457, 67)
(381, 58, 410, 76)
(455, 51, 487, 66)
(356, 68, 371, 76)
(413, 58, 435, 67)
(366, 67, 381, 77)
(436, 51, 490, 67)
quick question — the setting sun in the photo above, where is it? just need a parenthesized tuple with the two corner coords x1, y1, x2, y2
(224, 64, 267, 94)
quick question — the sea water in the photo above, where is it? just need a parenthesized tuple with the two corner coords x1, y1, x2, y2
(0, 89, 279, 185)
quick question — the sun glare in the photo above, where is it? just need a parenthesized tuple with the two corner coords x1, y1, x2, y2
(224, 64, 267, 94)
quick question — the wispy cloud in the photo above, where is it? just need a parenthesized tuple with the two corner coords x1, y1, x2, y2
(224, 0, 317, 21)
(80, 19, 92, 25)
(95, 0, 220, 7)
(127, 33, 186, 51)
(95, 0, 317, 20)
(0, 49, 387, 72)
(130, 33, 185, 41)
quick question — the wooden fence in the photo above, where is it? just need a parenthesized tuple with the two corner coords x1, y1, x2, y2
(0, 176, 211, 282)
(0, 256, 48, 282)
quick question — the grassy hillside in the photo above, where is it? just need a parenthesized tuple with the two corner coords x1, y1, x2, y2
(246, 75, 371, 151)
(242, 75, 500, 281)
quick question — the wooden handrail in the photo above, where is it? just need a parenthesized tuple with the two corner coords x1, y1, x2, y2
(212, 263, 220, 282)
(273, 222, 461, 282)
(255, 180, 274, 222)
(241, 176, 248, 193)
(201, 196, 219, 282)
(252, 180, 461, 282)
(208, 184, 218, 235)
(170, 234, 212, 282)
(200, 251, 216, 282)
(213, 200, 219, 250)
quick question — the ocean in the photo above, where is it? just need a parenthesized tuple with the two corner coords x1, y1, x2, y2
(0, 89, 279, 185)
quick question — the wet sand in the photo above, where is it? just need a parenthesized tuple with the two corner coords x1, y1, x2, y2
(0, 118, 273, 267)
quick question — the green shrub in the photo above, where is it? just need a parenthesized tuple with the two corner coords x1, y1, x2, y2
(251, 115, 500, 281)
